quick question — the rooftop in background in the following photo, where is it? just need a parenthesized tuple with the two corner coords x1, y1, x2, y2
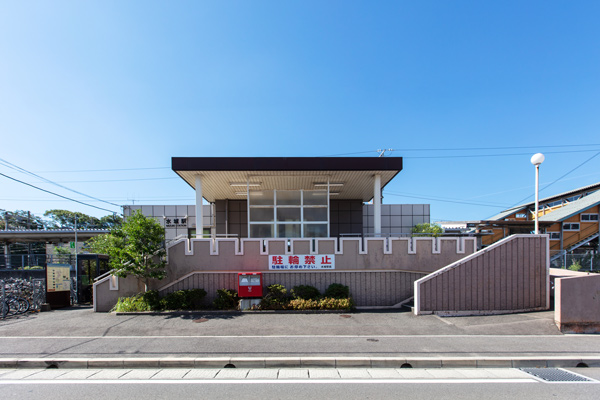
(489, 181, 600, 220)
(0, 229, 109, 244)
(171, 157, 403, 202)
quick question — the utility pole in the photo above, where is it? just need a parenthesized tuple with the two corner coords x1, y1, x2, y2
(74, 215, 78, 304)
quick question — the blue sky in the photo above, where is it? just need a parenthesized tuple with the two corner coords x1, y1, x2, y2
(1, 1, 599, 224)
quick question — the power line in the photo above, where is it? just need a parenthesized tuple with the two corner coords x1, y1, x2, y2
(505, 151, 600, 210)
(385, 191, 508, 208)
(401, 149, 600, 159)
(34, 167, 171, 173)
(0, 158, 121, 207)
(0, 172, 118, 213)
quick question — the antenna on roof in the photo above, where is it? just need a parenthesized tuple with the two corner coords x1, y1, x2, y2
(377, 149, 394, 157)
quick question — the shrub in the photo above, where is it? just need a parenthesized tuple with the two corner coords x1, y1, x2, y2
(260, 284, 290, 309)
(568, 260, 583, 272)
(291, 285, 321, 300)
(111, 294, 153, 312)
(141, 290, 161, 310)
(324, 283, 350, 299)
(287, 297, 354, 310)
(160, 288, 208, 310)
(213, 288, 239, 310)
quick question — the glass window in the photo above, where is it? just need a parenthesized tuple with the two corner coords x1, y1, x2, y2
(249, 191, 274, 206)
(277, 224, 301, 238)
(581, 214, 599, 221)
(304, 190, 328, 205)
(277, 208, 301, 222)
(250, 224, 274, 238)
(304, 224, 327, 237)
(563, 223, 580, 231)
(250, 208, 274, 222)
(549, 232, 560, 240)
(276, 191, 301, 205)
(304, 207, 328, 222)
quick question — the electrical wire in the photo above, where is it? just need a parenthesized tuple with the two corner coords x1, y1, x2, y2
(0, 158, 121, 207)
(0, 172, 118, 213)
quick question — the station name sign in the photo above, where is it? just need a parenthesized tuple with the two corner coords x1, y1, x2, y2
(269, 254, 335, 270)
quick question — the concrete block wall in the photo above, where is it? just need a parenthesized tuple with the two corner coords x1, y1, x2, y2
(415, 235, 549, 316)
(555, 274, 600, 333)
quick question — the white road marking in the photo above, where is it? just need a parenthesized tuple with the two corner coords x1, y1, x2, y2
(0, 378, 540, 384)
(0, 334, 585, 339)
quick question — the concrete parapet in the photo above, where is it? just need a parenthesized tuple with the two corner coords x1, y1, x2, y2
(555, 273, 600, 334)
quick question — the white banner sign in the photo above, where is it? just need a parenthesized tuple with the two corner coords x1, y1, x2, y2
(269, 254, 335, 270)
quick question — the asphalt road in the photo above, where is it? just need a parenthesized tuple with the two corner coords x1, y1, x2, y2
(1, 307, 599, 362)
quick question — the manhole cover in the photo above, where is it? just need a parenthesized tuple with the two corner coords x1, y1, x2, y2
(193, 318, 209, 323)
(519, 368, 595, 382)
(367, 338, 379, 342)
(340, 315, 352, 318)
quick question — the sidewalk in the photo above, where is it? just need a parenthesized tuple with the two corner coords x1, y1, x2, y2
(1, 306, 599, 369)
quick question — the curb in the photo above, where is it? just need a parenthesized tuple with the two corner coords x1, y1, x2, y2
(1, 356, 599, 369)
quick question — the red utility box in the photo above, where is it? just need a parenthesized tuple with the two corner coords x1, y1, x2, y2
(237, 272, 263, 298)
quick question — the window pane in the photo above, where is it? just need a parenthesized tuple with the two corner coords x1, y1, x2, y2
(277, 224, 301, 238)
(276, 190, 301, 205)
(304, 207, 328, 222)
(304, 190, 328, 205)
(249, 190, 274, 206)
(250, 207, 274, 222)
(277, 208, 301, 222)
(249, 224, 274, 238)
(304, 224, 327, 237)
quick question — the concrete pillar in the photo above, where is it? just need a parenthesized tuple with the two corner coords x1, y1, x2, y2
(195, 175, 203, 238)
(374, 174, 382, 236)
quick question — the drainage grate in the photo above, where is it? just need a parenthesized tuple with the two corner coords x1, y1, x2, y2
(519, 368, 594, 382)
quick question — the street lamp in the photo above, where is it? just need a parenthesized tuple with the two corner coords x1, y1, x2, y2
(530, 153, 545, 234)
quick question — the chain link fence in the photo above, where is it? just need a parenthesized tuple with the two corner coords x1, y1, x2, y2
(550, 252, 600, 272)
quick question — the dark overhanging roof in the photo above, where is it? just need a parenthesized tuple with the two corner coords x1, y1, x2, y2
(171, 157, 404, 202)
(172, 157, 403, 172)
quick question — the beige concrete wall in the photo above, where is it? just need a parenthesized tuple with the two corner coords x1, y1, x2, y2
(161, 236, 476, 289)
(555, 274, 600, 333)
(160, 270, 426, 307)
(93, 275, 144, 312)
(415, 235, 549, 316)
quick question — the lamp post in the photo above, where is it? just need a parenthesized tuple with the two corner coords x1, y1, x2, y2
(530, 153, 545, 234)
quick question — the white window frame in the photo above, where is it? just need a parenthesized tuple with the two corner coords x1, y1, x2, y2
(563, 223, 580, 231)
(548, 232, 560, 240)
(581, 213, 599, 222)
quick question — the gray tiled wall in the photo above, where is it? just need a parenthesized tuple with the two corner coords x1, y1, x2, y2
(363, 204, 430, 235)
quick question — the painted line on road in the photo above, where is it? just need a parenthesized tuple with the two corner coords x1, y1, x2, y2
(0, 334, 588, 340)
(0, 378, 541, 385)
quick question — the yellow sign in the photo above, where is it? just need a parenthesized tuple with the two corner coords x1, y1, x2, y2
(47, 264, 71, 292)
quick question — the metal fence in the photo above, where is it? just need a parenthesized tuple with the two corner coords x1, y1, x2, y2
(0, 254, 76, 269)
(550, 252, 600, 272)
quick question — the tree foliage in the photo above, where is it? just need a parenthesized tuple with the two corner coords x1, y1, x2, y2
(411, 223, 444, 237)
(86, 210, 166, 289)
(44, 209, 122, 229)
(0, 209, 46, 230)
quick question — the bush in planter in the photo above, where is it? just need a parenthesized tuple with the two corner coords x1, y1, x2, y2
(213, 288, 239, 310)
(287, 297, 354, 310)
(260, 284, 290, 309)
(141, 290, 161, 310)
(324, 283, 350, 299)
(112, 294, 153, 312)
(291, 285, 321, 300)
(160, 288, 208, 310)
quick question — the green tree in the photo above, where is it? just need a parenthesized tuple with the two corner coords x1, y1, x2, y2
(0, 209, 46, 230)
(411, 223, 444, 237)
(87, 210, 166, 290)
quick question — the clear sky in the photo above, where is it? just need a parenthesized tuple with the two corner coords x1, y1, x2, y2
(1, 1, 599, 224)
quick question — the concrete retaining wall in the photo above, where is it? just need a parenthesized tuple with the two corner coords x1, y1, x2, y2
(160, 270, 425, 307)
(555, 274, 600, 333)
(414, 235, 550, 316)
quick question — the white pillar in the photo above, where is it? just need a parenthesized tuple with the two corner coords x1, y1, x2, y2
(374, 174, 382, 236)
(534, 164, 540, 235)
(195, 175, 203, 238)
